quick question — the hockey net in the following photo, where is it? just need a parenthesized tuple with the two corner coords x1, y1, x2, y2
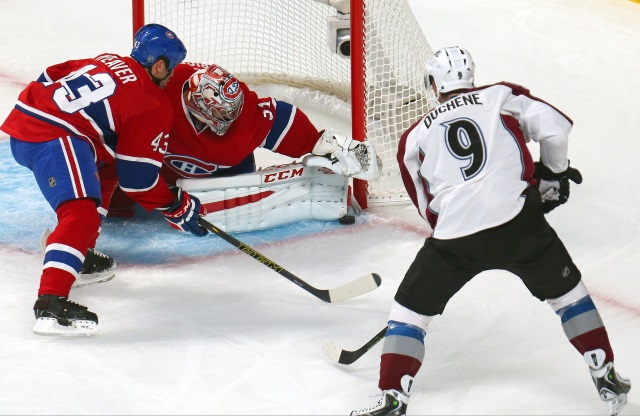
(133, 0, 437, 207)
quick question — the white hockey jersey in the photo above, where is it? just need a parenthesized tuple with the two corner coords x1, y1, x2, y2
(398, 82, 573, 239)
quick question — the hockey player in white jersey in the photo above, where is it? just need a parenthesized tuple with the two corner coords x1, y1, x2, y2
(350, 47, 630, 416)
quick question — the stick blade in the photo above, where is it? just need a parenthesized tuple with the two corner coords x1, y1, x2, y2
(322, 339, 343, 363)
(322, 327, 388, 365)
(322, 339, 360, 365)
(327, 273, 381, 303)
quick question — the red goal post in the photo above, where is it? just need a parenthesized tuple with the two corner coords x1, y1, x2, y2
(132, 0, 437, 209)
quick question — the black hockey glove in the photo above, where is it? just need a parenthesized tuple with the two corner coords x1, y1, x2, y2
(534, 161, 583, 214)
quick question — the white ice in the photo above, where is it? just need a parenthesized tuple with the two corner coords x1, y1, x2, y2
(0, 0, 639, 414)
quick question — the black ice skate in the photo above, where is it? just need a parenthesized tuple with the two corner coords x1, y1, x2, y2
(591, 362, 631, 416)
(76, 248, 116, 288)
(33, 295, 98, 336)
(351, 375, 412, 416)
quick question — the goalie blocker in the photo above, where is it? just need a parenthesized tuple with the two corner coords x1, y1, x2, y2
(177, 162, 352, 233)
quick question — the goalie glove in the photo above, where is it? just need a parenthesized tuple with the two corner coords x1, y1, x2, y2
(159, 187, 208, 236)
(303, 131, 382, 181)
(534, 161, 583, 214)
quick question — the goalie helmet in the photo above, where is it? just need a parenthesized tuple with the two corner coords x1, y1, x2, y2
(185, 65, 244, 135)
(425, 46, 475, 94)
(131, 24, 187, 71)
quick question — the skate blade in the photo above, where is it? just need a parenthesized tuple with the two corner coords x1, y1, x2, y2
(33, 317, 98, 337)
(607, 393, 627, 416)
(73, 271, 116, 288)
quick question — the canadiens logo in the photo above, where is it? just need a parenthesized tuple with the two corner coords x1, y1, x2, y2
(222, 79, 240, 100)
(165, 31, 175, 39)
(165, 154, 220, 177)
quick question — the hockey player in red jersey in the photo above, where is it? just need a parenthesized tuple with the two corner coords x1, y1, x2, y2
(350, 47, 630, 416)
(108, 63, 381, 226)
(0, 24, 208, 337)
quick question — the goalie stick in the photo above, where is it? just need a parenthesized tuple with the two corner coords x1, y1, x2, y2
(323, 326, 387, 365)
(197, 217, 381, 303)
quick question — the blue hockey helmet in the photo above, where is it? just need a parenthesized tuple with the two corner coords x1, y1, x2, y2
(131, 24, 187, 71)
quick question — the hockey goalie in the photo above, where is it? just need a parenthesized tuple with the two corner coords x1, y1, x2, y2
(109, 63, 381, 232)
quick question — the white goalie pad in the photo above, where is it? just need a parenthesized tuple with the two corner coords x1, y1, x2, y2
(177, 163, 349, 233)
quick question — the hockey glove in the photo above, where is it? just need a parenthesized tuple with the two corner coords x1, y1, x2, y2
(534, 161, 583, 214)
(161, 188, 208, 236)
(305, 131, 382, 181)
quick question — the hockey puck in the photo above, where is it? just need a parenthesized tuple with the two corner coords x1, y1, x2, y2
(339, 215, 356, 225)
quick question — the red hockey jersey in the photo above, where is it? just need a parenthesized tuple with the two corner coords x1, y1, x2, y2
(159, 63, 322, 185)
(0, 53, 176, 211)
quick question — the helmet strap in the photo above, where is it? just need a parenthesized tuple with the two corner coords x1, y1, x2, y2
(148, 58, 172, 86)
(429, 80, 442, 103)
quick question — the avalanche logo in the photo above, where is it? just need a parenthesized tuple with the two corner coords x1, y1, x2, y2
(165, 154, 220, 177)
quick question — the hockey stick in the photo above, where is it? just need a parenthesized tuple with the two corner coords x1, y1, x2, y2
(197, 217, 381, 303)
(323, 326, 387, 365)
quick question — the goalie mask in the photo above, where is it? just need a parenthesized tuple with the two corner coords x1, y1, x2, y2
(185, 65, 244, 135)
(425, 46, 475, 94)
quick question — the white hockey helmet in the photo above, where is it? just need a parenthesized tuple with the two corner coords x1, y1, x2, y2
(185, 64, 244, 135)
(425, 46, 475, 94)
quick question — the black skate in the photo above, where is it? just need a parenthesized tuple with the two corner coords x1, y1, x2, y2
(591, 362, 631, 416)
(33, 295, 98, 336)
(76, 248, 116, 288)
(39, 229, 116, 288)
(351, 375, 412, 416)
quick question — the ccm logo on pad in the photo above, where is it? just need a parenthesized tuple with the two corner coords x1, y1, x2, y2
(263, 167, 304, 183)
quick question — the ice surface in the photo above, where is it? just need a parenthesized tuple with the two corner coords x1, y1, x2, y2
(0, 0, 638, 414)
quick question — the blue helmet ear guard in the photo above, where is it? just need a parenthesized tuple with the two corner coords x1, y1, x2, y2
(130, 23, 187, 71)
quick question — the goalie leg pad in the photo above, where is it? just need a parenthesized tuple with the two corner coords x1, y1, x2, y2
(178, 163, 349, 233)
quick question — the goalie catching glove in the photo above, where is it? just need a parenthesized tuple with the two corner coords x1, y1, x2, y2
(159, 187, 208, 236)
(534, 161, 583, 213)
(303, 130, 382, 181)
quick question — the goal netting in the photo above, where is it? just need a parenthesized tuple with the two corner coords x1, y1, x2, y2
(134, 0, 437, 207)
